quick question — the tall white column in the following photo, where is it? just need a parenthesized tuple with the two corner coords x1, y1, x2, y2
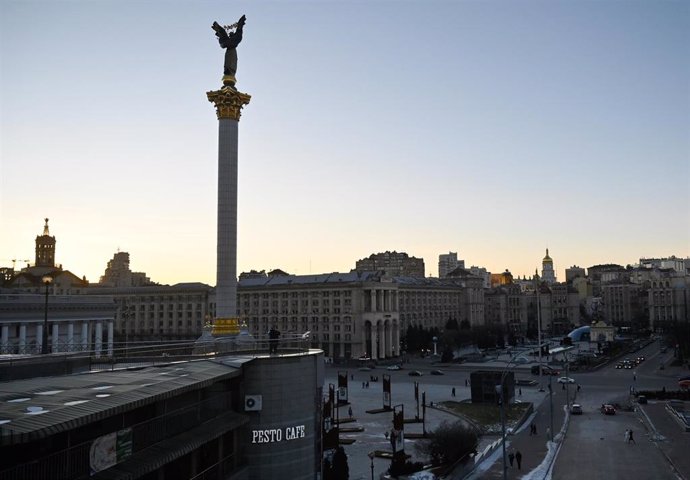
(52, 323, 59, 353)
(67, 323, 74, 352)
(19, 324, 27, 353)
(207, 87, 250, 320)
(0, 325, 8, 354)
(95, 322, 103, 357)
(107, 321, 114, 357)
(81, 322, 89, 351)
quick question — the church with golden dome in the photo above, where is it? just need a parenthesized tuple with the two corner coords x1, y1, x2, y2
(541, 248, 557, 284)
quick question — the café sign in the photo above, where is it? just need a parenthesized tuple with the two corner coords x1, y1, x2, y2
(252, 424, 305, 444)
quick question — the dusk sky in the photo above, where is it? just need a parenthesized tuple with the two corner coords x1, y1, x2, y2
(1, 0, 688, 286)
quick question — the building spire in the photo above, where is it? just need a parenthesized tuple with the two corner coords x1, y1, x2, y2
(43, 218, 50, 236)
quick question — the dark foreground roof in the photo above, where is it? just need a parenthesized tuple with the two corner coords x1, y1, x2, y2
(0, 359, 246, 445)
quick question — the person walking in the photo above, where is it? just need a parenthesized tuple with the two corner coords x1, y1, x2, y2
(629, 429, 636, 444)
(515, 450, 522, 470)
(348, 406, 353, 418)
(508, 452, 515, 467)
(452, 387, 456, 397)
(624, 429, 630, 443)
(519, 387, 522, 396)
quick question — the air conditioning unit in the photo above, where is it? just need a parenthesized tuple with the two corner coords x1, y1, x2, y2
(245, 395, 263, 412)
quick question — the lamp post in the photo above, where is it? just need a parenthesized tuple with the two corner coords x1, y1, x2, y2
(432, 336, 438, 356)
(499, 353, 521, 480)
(41, 276, 52, 354)
(368, 451, 375, 480)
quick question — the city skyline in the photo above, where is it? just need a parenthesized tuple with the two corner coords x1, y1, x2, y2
(1, 1, 688, 286)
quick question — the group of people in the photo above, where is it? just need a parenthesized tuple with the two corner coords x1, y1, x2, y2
(508, 450, 523, 469)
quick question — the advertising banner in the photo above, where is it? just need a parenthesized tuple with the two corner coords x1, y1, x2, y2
(337, 371, 348, 404)
(383, 374, 391, 410)
(89, 428, 133, 475)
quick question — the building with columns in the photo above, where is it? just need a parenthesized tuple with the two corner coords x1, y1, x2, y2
(0, 293, 116, 356)
(237, 271, 400, 360)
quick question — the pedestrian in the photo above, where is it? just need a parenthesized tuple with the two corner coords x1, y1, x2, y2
(515, 450, 522, 470)
(452, 387, 456, 397)
(366, 381, 369, 388)
(362, 381, 365, 389)
(519, 387, 522, 396)
(624, 429, 630, 443)
(465, 379, 468, 387)
(577, 384, 581, 392)
(348, 406, 353, 418)
(629, 429, 636, 444)
(508, 452, 515, 467)
(533, 424, 537, 435)
(351, 374, 354, 380)
(268, 326, 280, 354)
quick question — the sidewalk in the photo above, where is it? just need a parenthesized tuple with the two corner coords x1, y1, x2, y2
(467, 383, 573, 480)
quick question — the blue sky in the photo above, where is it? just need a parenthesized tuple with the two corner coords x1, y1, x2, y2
(1, 0, 688, 285)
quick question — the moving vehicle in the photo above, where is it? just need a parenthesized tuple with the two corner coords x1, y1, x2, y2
(571, 403, 583, 414)
(430, 369, 444, 376)
(601, 404, 616, 415)
(531, 365, 560, 376)
(557, 377, 575, 384)
(386, 365, 401, 371)
(408, 370, 423, 377)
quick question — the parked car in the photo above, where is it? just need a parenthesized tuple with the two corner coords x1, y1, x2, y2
(386, 365, 401, 371)
(637, 395, 648, 404)
(571, 403, 583, 414)
(531, 366, 560, 376)
(557, 377, 575, 384)
(430, 369, 444, 375)
(408, 370, 423, 377)
(601, 404, 616, 415)
(513, 356, 530, 364)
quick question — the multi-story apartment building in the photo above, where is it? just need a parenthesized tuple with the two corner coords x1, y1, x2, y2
(601, 283, 644, 328)
(565, 265, 586, 284)
(355, 251, 425, 278)
(438, 252, 464, 278)
(648, 276, 689, 332)
(238, 271, 400, 360)
(397, 274, 484, 331)
(640, 256, 688, 274)
(85, 283, 214, 341)
(99, 251, 153, 287)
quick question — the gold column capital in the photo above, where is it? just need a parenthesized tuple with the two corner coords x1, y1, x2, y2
(207, 86, 251, 121)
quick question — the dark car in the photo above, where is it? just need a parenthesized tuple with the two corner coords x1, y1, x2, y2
(430, 369, 444, 376)
(571, 403, 583, 414)
(531, 366, 560, 376)
(615, 363, 623, 369)
(637, 395, 648, 404)
(408, 370, 423, 377)
(601, 404, 616, 415)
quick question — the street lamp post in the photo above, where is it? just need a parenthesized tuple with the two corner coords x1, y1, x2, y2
(499, 353, 522, 480)
(368, 451, 375, 480)
(41, 276, 52, 354)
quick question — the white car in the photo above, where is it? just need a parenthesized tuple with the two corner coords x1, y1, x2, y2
(557, 377, 575, 384)
(386, 365, 401, 371)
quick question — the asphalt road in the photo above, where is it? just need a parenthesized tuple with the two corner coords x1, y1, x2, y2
(324, 340, 687, 480)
